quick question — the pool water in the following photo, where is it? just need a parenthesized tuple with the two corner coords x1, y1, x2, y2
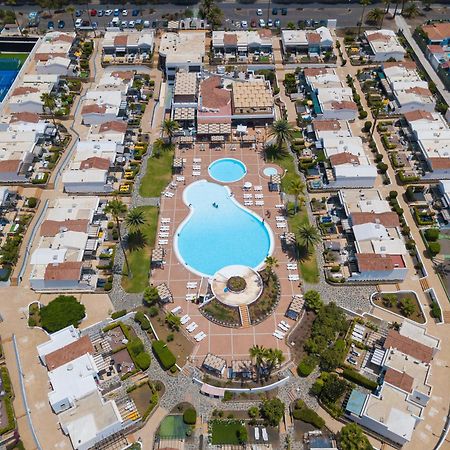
(0, 58, 25, 102)
(263, 167, 278, 177)
(208, 158, 247, 183)
(175, 180, 273, 277)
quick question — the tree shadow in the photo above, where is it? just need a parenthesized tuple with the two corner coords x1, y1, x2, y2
(126, 230, 147, 252)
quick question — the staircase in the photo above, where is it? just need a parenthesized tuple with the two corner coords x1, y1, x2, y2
(419, 277, 430, 291)
(239, 305, 251, 328)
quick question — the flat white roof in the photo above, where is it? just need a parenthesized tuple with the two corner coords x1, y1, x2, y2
(30, 248, 67, 265)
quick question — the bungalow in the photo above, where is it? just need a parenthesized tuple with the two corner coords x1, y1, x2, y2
(364, 30, 406, 62)
(102, 30, 155, 56)
(281, 27, 333, 56)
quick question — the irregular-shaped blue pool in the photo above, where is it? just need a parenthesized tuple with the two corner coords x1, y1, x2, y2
(208, 158, 247, 183)
(175, 180, 273, 277)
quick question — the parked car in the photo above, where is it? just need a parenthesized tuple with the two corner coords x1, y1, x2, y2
(274, 19, 280, 27)
(47, 20, 54, 29)
(113, 9, 120, 16)
(75, 18, 82, 27)
(281, 8, 287, 15)
(97, 10, 104, 17)
(135, 19, 143, 26)
(75, 9, 82, 17)
(121, 20, 128, 28)
(105, 9, 113, 16)
(347, 357, 357, 365)
(258, 18, 265, 27)
(256, 8, 263, 15)
(89, 9, 97, 16)
(143, 20, 150, 28)
(241, 20, 248, 28)
(92, 21, 98, 29)
(58, 20, 65, 28)
(122, 9, 128, 16)
(267, 19, 273, 27)
(132, 9, 140, 16)
(128, 20, 135, 28)
(351, 350, 361, 357)
(250, 19, 257, 27)
(272, 7, 278, 14)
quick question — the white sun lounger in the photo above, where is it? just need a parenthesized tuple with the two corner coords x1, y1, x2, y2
(193, 158, 202, 163)
(180, 314, 190, 324)
(170, 182, 177, 189)
(193, 165, 201, 170)
(281, 320, 291, 329)
(186, 294, 196, 301)
(244, 201, 254, 206)
(161, 218, 171, 223)
(243, 194, 253, 199)
(192, 171, 201, 176)
(276, 223, 287, 228)
(262, 428, 269, 442)
(254, 185, 262, 191)
(187, 323, 198, 333)
(158, 239, 168, 245)
(197, 333, 206, 342)
(160, 225, 170, 231)
(164, 191, 174, 198)
(171, 306, 182, 314)
(273, 331, 284, 340)
(276, 216, 285, 221)
(278, 323, 289, 332)
(186, 282, 198, 288)
(254, 427, 260, 440)
(159, 232, 169, 238)
(176, 176, 185, 182)
(288, 274, 300, 281)
(287, 264, 297, 270)
(194, 331, 204, 341)
(255, 201, 264, 206)
(276, 204, 285, 209)
(255, 194, 264, 199)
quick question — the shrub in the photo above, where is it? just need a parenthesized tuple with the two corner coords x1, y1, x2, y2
(428, 242, 441, 256)
(237, 427, 248, 444)
(128, 338, 145, 357)
(425, 228, 439, 242)
(342, 368, 378, 390)
(223, 390, 233, 401)
(358, 110, 368, 119)
(304, 290, 323, 313)
(375, 153, 383, 163)
(363, 121, 372, 132)
(143, 285, 160, 306)
(134, 311, 151, 330)
(40, 295, 86, 333)
(135, 352, 151, 370)
(27, 197, 37, 208)
(111, 309, 127, 320)
(248, 406, 259, 418)
(377, 162, 388, 173)
(389, 191, 398, 199)
(297, 355, 317, 377)
(152, 340, 176, 370)
(292, 406, 325, 429)
(148, 306, 159, 317)
(183, 407, 197, 425)
(430, 302, 442, 321)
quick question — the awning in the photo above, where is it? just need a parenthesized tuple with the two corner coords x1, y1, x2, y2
(271, 174, 281, 184)
(211, 135, 224, 142)
(200, 383, 225, 397)
(173, 158, 183, 168)
(237, 124, 247, 134)
(151, 247, 164, 262)
(156, 283, 173, 303)
(284, 232, 296, 245)
(243, 181, 252, 189)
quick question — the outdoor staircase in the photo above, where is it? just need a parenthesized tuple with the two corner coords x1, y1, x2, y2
(239, 305, 251, 328)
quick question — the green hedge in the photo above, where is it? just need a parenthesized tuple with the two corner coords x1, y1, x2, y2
(183, 407, 197, 425)
(111, 309, 127, 320)
(134, 311, 151, 330)
(342, 367, 378, 390)
(152, 340, 176, 370)
(135, 352, 151, 370)
(0, 367, 15, 435)
(292, 400, 324, 429)
(297, 355, 317, 377)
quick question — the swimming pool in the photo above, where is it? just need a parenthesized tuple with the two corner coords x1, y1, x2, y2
(175, 180, 273, 277)
(208, 158, 247, 183)
(263, 167, 278, 177)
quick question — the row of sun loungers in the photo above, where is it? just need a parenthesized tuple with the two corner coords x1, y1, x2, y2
(164, 191, 174, 198)
(176, 176, 185, 182)
(287, 263, 297, 270)
(186, 322, 198, 333)
(186, 282, 198, 289)
(273, 330, 285, 339)
(186, 293, 197, 301)
(159, 218, 171, 245)
(276, 222, 287, 228)
(288, 274, 300, 281)
(158, 239, 169, 245)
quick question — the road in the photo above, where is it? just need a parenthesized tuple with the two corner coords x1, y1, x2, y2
(11, 2, 450, 31)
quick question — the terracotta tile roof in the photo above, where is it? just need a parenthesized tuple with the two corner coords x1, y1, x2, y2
(303, 68, 328, 77)
(45, 335, 94, 371)
(367, 32, 391, 42)
(82, 104, 107, 115)
(350, 212, 400, 228)
(405, 86, 432, 97)
(79, 156, 110, 170)
(223, 33, 237, 46)
(427, 44, 445, 53)
(313, 119, 342, 132)
(111, 70, 134, 80)
(384, 330, 434, 363)
(35, 52, 66, 62)
(329, 152, 359, 166)
(356, 253, 396, 272)
(306, 32, 321, 44)
(11, 86, 39, 96)
(429, 157, 450, 170)
(258, 29, 272, 38)
(44, 261, 82, 281)
(200, 76, 231, 109)
(422, 22, 450, 42)
(383, 61, 417, 70)
(99, 121, 128, 133)
(384, 367, 414, 393)
(114, 35, 128, 47)
(40, 219, 89, 237)
(331, 100, 357, 110)
(10, 112, 40, 123)
(403, 110, 433, 122)
(0, 160, 21, 173)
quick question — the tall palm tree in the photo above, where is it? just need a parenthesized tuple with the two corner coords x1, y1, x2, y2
(249, 345, 268, 383)
(126, 208, 146, 230)
(269, 119, 294, 154)
(41, 93, 61, 142)
(264, 256, 279, 273)
(297, 224, 321, 252)
(265, 348, 285, 379)
(358, 0, 372, 36)
(366, 8, 385, 27)
(161, 119, 180, 145)
(105, 198, 131, 277)
(402, 2, 420, 17)
(290, 179, 305, 214)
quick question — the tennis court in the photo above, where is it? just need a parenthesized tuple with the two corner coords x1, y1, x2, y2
(0, 57, 26, 102)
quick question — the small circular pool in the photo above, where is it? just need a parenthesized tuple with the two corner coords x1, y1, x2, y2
(263, 167, 278, 177)
(208, 158, 247, 183)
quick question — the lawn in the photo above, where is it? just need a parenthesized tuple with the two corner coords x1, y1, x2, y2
(158, 415, 189, 439)
(287, 204, 319, 284)
(265, 149, 300, 195)
(139, 149, 174, 197)
(210, 420, 246, 445)
(121, 206, 159, 293)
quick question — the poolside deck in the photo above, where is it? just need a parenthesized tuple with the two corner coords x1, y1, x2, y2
(151, 138, 303, 365)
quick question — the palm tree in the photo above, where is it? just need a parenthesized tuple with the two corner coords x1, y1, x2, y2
(382, 0, 391, 14)
(297, 224, 321, 252)
(403, 2, 420, 17)
(290, 179, 305, 214)
(269, 119, 294, 154)
(161, 119, 180, 145)
(358, 0, 372, 36)
(249, 345, 268, 383)
(366, 8, 385, 27)
(370, 106, 382, 138)
(126, 208, 146, 230)
(41, 93, 61, 142)
(265, 348, 285, 379)
(264, 256, 279, 273)
(105, 198, 131, 277)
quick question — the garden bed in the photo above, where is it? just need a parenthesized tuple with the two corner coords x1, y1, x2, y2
(128, 381, 163, 420)
(372, 291, 425, 324)
(201, 298, 240, 327)
(249, 270, 280, 325)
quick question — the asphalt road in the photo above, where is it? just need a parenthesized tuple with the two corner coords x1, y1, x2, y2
(10, 2, 450, 31)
